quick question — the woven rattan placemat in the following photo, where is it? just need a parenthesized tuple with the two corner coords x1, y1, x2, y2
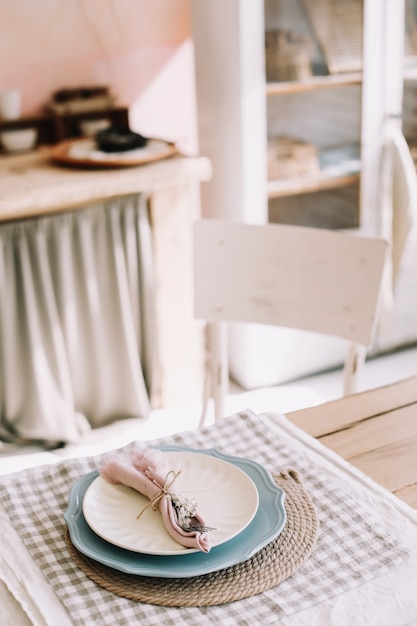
(65, 468, 319, 607)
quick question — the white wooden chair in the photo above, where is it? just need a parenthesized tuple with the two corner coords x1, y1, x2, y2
(194, 219, 388, 424)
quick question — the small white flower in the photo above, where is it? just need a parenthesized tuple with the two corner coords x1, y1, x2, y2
(171, 493, 198, 527)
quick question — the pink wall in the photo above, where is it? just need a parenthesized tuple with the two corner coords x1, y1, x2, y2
(0, 0, 198, 154)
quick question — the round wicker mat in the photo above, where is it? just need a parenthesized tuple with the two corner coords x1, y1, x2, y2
(65, 468, 319, 607)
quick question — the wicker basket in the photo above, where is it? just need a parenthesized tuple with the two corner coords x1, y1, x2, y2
(265, 30, 313, 82)
(267, 136, 319, 180)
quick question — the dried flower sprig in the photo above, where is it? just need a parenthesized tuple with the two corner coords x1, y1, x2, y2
(171, 493, 198, 528)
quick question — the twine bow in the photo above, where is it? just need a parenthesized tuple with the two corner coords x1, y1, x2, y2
(136, 469, 182, 520)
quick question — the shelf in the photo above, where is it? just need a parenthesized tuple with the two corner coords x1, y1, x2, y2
(266, 62, 417, 97)
(0, 106, 129, 148)
(267, 172, 359, 198)
(267, 144, 360, 199)
(266, 72, 362, 96)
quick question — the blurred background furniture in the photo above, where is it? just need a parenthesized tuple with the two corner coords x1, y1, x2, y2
(194, 219, 387, 422)
(191, 0, 417, 390)
(0, 151, 211, 445)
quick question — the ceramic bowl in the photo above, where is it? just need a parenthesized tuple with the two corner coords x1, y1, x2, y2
(0, 127, 37, 152)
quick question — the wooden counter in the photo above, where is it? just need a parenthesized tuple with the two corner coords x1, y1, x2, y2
(0, 148, 212, 409)
(0, 147, 211, 221)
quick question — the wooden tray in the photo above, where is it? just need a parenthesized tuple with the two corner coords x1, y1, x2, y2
(48, 137, 178, 168)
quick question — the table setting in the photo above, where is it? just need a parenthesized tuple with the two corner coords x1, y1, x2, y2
(1, 409, 417, 625)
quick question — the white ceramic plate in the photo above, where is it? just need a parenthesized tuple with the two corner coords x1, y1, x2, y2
(65, 447, 286, 577)
(82, 450, 259, 555)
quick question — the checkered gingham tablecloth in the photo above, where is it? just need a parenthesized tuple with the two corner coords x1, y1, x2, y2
(0, 410, 409, 626)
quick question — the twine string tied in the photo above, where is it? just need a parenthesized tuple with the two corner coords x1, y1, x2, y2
(136, 469, 182, 520)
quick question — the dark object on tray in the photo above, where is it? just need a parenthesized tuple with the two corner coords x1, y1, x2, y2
(96, 127, 148, 152)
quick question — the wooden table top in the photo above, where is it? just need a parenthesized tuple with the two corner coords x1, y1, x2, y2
(287, 376, 417, 509)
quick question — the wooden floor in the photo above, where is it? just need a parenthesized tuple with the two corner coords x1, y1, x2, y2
(287, 376, 417, 509)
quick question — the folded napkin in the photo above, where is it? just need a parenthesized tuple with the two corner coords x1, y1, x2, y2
(98, 447, 211, 552)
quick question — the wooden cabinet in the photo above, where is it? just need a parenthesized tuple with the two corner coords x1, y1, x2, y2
(0, 152, 212, 408)
(192, 0, 417, 234)
(191, 0, 417, 389)
(266, 78, 362, 229)
(263, 1, 363, 230)
(266, 7, 370, 236)
(265, 0, 417, 237)
(191, 0, 364, 229)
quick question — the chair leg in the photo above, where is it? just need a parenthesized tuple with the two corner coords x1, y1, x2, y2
(199, 371, 212, 428)
(210, 322, 229, 421)
(344, 343, 366, 395)
(198, 322, 229, 426)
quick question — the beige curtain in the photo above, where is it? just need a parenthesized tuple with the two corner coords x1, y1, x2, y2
(0, 194, 154, 446)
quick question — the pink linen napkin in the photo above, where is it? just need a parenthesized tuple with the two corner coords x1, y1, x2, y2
(98, 447, 211, 552)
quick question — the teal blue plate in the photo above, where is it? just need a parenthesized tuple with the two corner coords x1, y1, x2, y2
(64, 446, 286, 578)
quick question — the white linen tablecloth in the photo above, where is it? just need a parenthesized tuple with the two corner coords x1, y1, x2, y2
(0, 410, 417, 626)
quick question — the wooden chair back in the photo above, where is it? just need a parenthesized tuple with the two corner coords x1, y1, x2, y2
(194, 219, 388, 422)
